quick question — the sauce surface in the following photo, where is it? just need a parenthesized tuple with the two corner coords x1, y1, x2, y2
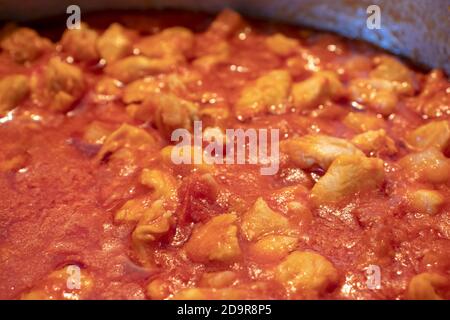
(0, 10, 449, 300)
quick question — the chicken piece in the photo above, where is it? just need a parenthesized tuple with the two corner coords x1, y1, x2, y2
(172, 287, 252, 300)
(95, 124, 156, 163)
(1, 26, 52, 63)
(39, 57, 85, 112)
(341, 55, 374, 78)
(291, 71, 344, 111)
(351, 129, 397, 155)
(343, 112, 385, 133)
(115, 196, 152, 223)
(406, 273, 448, 300)
(370, 55, 415, 95)
(265, 33, 300, 57)
(399, 148, 450, 184)
(144, 92, 199, 138)
(136, 27, 194, 59)
(83, 121, 113, 145)
(281, 134, 364, 170)
(146, 278, 171, 299)
(105, 56, 177, 83)
(192, 40, 230, 71)
(61, 23, 99, 62)
(94, 77, 122, 97)
(311, 155, 385, 205)
(286, 55, 308, 77)
(207, 9, 244, 38)
(349, 78, 398, 115)
(235, 70, 291, 119)
(132, 200, 173, 243)
(241, 197, 291, 241)
(408, 189, 445, 216)
(184, 214, 241, 263)
(405, 120, 450, 152)
(97, 23, 132, 64)
(21, 266, 93, 300)
(416, 70, 450, 118)
(275, 251, 339, 297)
(140, 168, 177, 200)
(199, 271, 238, 289)
(0, 74, 30, 114)
(122, 77, 161, 104)
(249, 235, 298, 262)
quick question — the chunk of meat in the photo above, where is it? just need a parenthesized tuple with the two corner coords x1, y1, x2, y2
(192, 40, 230, 71)
(206, 9, 244, 38)
(37, 57, 85, 112)
(241, 197, 291, 241)
(140, 168, 177, 200)
(172, 287, 253, 300)
(249, 235, 298, 262)
(349, 78, 398, 115)
(83, 121, 113, 145)
(351, 129, 397, 156)
(343, 112, 385, 133)
(105, 56, 178, 83)
(370, 55, 415, 95)
(1, 26, 52, 63)
(199, 271, 238, 288)
(406, 120, 450, 152)
(406, 273, 448, 300)
(122, 77, 161, 104)
(136, 27, 193, 59)
(0, 74, 30, 114)
(408, 189, 445, 215)
(115, 196, 153, 223)
(274, 251, 339, 297)
(399, 148, 450, 184)
(95, 124, 156, 163)
(184, 214, 241, 263)
(97, 23, 132, 64)
(415, 69, 450, 118)
(311, 155, 385, 205)
(291, 71, 344, 110)
(265, 33, 300, 57)
(132, 200, 173, 243)
(281, 134, 364, 170)
(144, 92, 199, 138)
(235, 70, 292, 119)
(94, 77, 122, 97)
(61, 23, 99, 62)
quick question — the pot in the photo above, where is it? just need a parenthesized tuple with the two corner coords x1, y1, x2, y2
(1, 0, 449, 73)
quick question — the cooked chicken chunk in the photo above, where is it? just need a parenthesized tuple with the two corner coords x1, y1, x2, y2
(0, 74, 30, 114)
(351, 129, 397, 155)
(399, 148, 450, 184)
(235, 70, 291, 119)
(61, 23, 99, 62)
(185, 214, 241, 263)
(281, 135, 364, 170)
(275, 251, 339, 297)
(406, 120, 450, 152)
(241, 197, 291, 241)
(311, 155, 385, 204)
(97, 23, 132, 63)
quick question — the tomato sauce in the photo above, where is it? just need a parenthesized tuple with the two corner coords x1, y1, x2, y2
(0, 10, 449, 300)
